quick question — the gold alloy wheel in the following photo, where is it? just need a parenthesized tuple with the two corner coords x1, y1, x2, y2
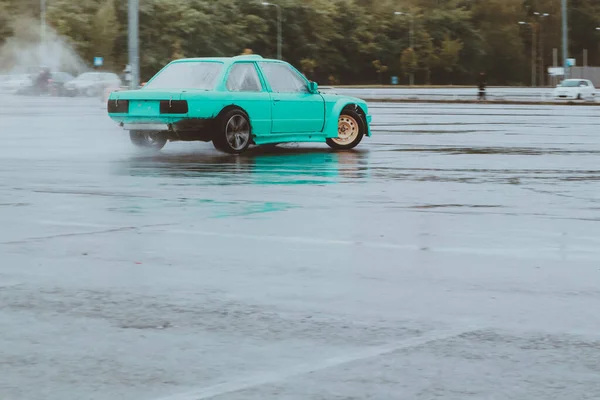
(332, 114, 360, 145)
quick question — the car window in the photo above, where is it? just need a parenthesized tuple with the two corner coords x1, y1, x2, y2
(226, 63, 262, 92)
(259, 62, 308, 93)
(144, 61, 224, 90)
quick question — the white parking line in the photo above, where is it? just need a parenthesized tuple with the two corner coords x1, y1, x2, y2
(154, 326, 476, 400)
(151, 228, 600, 260)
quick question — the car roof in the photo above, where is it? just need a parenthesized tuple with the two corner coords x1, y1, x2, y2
(170, 55, 282, 66)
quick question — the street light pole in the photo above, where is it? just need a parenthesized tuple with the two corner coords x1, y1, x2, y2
(262, 2, 282, 60)
(533, 12, 549, 87)
(394, 11, 414, 86)
(562, 0, 568, 79)
(40, 0, 46, 55)
(519, 21, 536, 87)
(128, 0, 140, 89)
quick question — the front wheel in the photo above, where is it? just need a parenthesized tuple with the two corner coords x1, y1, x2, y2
(129, 131, 168, 151)
(326, 109, 365, 150)
(213, 109, 252, 154)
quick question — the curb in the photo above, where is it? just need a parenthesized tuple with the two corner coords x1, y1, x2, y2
(361, 98, 600, 106)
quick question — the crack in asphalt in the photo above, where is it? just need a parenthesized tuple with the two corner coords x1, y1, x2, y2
(0, 223, 175, 245)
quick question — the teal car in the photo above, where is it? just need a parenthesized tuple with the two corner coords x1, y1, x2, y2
(107, 55, 372, 154)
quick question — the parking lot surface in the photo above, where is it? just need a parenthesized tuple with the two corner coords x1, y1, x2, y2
(1, 95, 600, 400)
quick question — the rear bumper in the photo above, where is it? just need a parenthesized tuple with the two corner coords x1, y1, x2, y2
(122, 123, 169, 131)
(113, 116, 216, 135)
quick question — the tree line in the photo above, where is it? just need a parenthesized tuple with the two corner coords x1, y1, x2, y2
(1, 0, 600, 85)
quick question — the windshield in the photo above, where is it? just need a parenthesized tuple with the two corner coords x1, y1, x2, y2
(143, 61, 224, 90)
(560, 80, 585, 87)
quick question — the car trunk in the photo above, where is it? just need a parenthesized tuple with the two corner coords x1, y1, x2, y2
(110, 89, 186, 116)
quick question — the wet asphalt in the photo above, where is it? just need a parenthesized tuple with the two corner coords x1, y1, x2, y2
(1, 95, 600, 400)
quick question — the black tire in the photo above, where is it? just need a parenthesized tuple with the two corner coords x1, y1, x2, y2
(577, 93, 582, 100)
(129, 131, 168, 151)
(326, 108, 365, 150)
(213, 108, 252, 154)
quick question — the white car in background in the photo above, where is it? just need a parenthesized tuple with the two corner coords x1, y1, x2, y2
(63, 72, 122, 97)
(553, 79, 596, 101)
(0, 74, 33, 94)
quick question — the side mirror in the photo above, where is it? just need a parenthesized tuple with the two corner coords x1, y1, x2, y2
(308, 81, 319, 93)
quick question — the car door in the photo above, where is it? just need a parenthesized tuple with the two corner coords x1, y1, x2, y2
(590, 81, 597, 99)
(578, 80, 591, 99)
(258, 61, 325, 133)
(225, 62, 272, 136)
(585, 80, 595, 99)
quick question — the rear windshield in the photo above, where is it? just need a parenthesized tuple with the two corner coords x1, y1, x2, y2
(144, 62, 224, 90)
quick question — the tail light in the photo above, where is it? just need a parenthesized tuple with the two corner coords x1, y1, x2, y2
(107, 99, 129, 113)
(160, 100, 188, 114)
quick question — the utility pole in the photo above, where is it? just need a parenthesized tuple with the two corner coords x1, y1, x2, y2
(262, 3, 282, 60)
(40, 0, 46, 58)
(394, 11, 415, 86)
(128, 0, 140, 89)
(532, 26, 537, 87)
(553, 48, 558, 86)
(533, 12, 549, 87)
(562, 0, 568, 79)
(519, 21, 536, 87)
(583, 48, 588, 79)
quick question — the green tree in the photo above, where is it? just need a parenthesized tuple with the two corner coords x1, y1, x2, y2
(439, 35, 463, 74)
(372, 59, 388, 84)
(400, 47, 418, 82)
(91, 0, 119, 69)
(300, 58, 318, 79)
(418, 32, 439, 85)
(1, 0, 599, 85)
(0, 1, 13, 45)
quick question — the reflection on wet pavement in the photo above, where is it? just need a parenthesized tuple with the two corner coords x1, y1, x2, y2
(116, 147, 371, 185)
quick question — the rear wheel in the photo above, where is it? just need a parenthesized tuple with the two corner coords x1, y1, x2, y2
(129, 131, 168, 151)
(213, 109, 252, 154)
(326, 109, 365, 150)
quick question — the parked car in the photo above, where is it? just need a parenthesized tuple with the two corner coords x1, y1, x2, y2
(106, 55, 372, 154)
(64, 72, 122, 97)
(553, 79, 596, 101)
(0, 74, 33, 94)
(49, 72, 75, 96)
